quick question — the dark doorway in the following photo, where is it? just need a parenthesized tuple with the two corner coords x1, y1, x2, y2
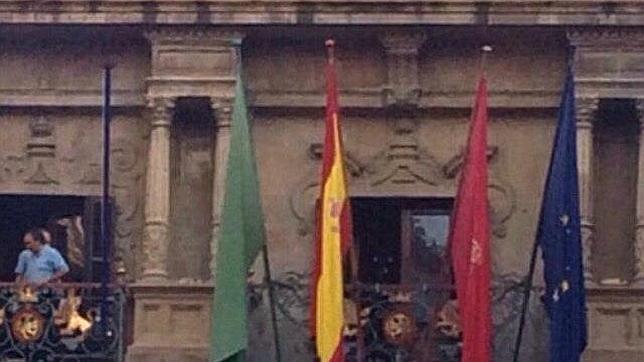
(0, 194, 85, 282)
(351, 197, 453, 284)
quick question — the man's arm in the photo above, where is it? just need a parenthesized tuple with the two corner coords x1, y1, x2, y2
(48, 248, 70, 283)
(47, 269, 68, 283)
(14, 252, 26, 286)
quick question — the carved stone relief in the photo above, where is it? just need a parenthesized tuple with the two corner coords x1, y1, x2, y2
(25, 114, 58, 185)
(379, 30, 426, 108)
(0, 111, 145, 281)
(289, 117, 516, 239)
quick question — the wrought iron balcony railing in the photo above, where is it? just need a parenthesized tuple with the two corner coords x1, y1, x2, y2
(343, 282, 461, 362)
(0, 283, 124, 362)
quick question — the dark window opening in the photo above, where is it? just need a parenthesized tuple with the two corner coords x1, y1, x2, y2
(352, 197, 453, 285)
(593, 99, 639, 280)
(0, 194, 107, 283)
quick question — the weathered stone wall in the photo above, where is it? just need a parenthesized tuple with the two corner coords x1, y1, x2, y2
(0, 108, 148, 280)
(243, 30, 564, 360)
(1, 22, 643, 361)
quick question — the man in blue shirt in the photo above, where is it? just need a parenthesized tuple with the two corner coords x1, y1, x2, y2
(15, 228, 69, 287)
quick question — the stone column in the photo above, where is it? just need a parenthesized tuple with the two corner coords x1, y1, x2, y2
(209, 99, 233, 278)
(576, 97, 599, 282)
(633, 100, 644, 284)
(141, 97, 175, 281)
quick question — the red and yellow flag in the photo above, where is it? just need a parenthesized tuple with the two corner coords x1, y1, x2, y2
(310, 39, 352, 362)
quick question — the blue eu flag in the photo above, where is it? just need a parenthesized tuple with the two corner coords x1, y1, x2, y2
(538, 67, 587, 362)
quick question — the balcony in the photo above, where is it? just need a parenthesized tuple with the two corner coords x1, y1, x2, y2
(0, 283, 124, 362)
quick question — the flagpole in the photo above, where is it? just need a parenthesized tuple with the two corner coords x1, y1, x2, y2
(231, 40, 282, 362)
(512, 235, 539, 362)
(261, 244, 282, 362)
(480, 45, 492, 73)
(100, 64, 113, 333)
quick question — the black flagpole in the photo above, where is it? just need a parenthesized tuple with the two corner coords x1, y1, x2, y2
(262, 244, 282, 362)
(513, 47, 576, 362)
(100, 65, 113, 333)
(231, 40, 282, 361)
(512, 236, 539, 362)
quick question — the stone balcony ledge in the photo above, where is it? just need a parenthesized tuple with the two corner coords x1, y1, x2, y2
(2, 0, 644, 26)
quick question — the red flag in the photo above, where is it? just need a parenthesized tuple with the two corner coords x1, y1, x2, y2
(310, 39, 352, 362)
(449, 75, 491, 362)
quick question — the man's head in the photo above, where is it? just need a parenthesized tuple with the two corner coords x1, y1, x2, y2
(23, 229, 46, 253)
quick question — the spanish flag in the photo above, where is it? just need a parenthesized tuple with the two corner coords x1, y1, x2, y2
(310, 39, 352, 362)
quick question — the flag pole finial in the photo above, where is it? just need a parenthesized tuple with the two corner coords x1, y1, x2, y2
(325, 39, 335, 63)
(481, 45, 493, 73)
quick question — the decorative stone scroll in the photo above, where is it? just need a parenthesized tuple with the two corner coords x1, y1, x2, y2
(289, 125, 516, 240)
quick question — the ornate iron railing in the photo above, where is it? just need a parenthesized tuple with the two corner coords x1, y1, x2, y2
(344, 283, 461, 362)
(0, 283, 124, 362)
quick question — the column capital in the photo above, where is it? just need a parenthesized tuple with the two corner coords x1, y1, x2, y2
(576, 97, 599, 127)
(211, 98, 234, 129)
(146, 97, 176, 128)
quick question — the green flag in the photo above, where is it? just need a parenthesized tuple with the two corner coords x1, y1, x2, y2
(210, 64, 266, 362)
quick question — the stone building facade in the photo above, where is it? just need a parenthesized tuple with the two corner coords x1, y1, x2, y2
(1, 1, 644, 361)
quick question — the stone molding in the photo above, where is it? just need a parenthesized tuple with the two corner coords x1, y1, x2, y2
(144, 27, 244, 47)
(251, 88, 562, 109)
(3, 1, 644, 26)
(569, 28, 644, 49)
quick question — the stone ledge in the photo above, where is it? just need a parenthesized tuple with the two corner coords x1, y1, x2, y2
(1, 1, 644, 26)
(128, 281, 215, 297)
(126, 345, 208, 362)
(128, 282, 214, 362)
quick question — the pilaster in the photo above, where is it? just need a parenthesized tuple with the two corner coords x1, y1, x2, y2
(576, 97, 599, 282)
(633, 100, 644, 285)
(209, 98, 234, 279)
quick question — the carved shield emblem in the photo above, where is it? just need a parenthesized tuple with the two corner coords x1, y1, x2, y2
(11, 306, 46, 343)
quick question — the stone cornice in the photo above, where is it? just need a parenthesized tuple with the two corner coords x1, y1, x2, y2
(144, 27, 245, 46)
(2, 1, 644, 26)
(569, 27, 644, 48)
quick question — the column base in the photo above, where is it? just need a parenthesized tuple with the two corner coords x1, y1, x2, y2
(585, 286, 644, 362)
(630, 277, 644, 288)
(127, 283, 214, 362)
(139, 271, 169, 283)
